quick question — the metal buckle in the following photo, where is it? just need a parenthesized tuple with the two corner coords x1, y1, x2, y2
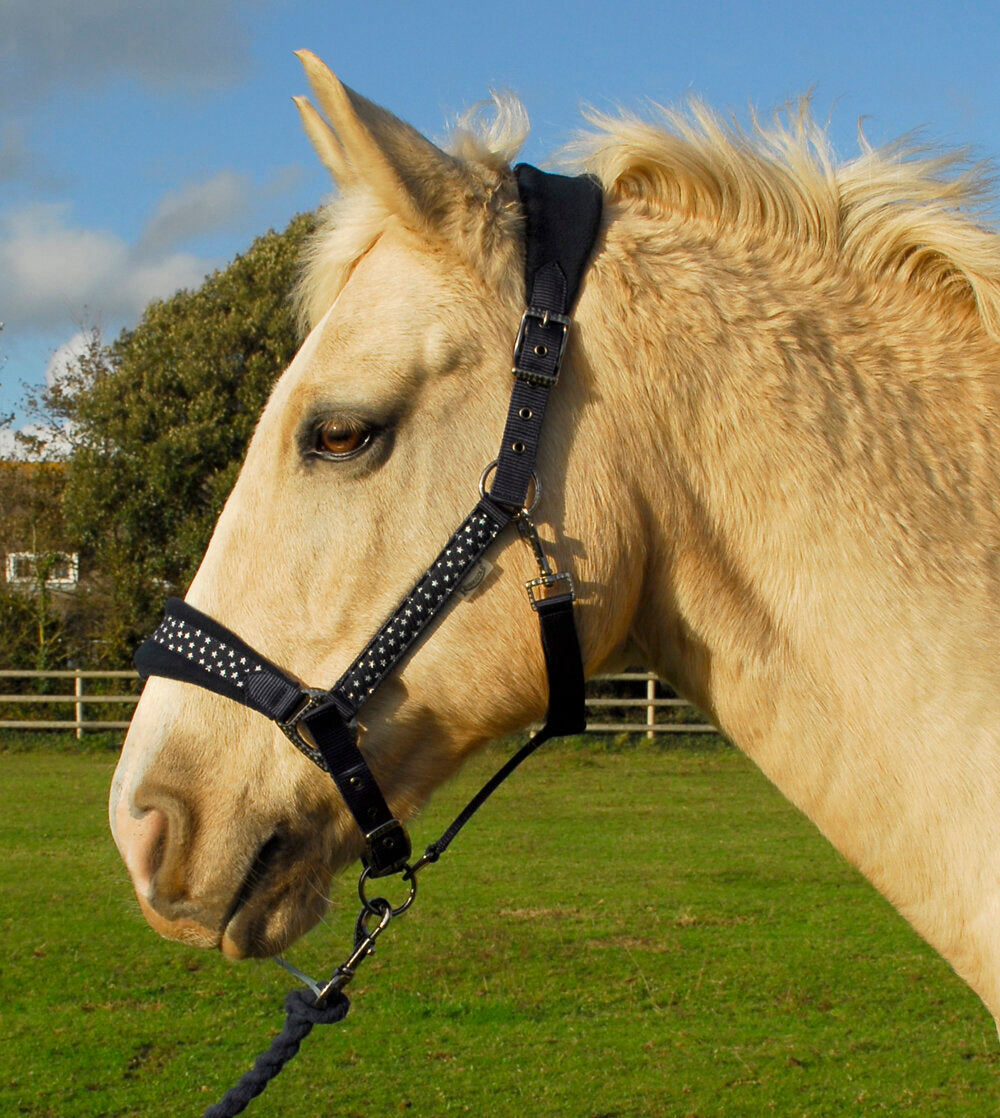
(525, 571, 575, 610)
(516, 512, 575, 610)
(276, 688, 359, 775)
(511, 306, 571, 387)
(363, 818, 412, 877)
(276, 687, 329, 756)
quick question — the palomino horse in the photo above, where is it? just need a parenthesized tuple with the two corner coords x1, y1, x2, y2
(112, 51, 1000, 1027)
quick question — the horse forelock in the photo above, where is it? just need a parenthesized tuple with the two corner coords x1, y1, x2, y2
(294, 191, 390, 334)
(564, 99, 1000, 339)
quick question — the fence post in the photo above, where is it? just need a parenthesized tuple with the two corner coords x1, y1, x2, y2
(74, 670, 83, 740)
(646, 674, 655, 740)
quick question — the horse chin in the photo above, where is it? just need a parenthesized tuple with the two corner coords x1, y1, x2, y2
(137, 894, 223, 951)
(134, 863, 332, 959)
(219, 908, 324, 960)
(219, 871, 332, 959)
(134, 886, 326, 958)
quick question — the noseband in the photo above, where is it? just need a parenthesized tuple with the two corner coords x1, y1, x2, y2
(135, 165, 603, 876)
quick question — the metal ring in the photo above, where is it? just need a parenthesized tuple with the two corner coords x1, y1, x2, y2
(478, 458, 541, 515)
(358, 865, 417, 918)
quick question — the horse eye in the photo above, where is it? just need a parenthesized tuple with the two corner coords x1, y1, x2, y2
(313, 419, 373, 460)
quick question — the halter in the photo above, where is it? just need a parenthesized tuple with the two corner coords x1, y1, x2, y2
(134, 164, 603, 877)
(134, 164, 603, 1118)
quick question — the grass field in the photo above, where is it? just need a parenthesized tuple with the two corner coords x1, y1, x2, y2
(2, 738, 998, 1117)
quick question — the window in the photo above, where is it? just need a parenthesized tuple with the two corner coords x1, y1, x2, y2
(4, 552, 80, 588)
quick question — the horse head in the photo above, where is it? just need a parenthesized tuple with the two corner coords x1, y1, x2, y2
(110, 52, 637, 958)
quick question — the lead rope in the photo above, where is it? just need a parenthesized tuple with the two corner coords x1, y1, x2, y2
(202, 721, 558, 1118)
(202, 988, 350, 1118)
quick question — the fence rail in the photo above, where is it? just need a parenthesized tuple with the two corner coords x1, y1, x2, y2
(0, 669, 718, 738)
(0, 670, 140, 737)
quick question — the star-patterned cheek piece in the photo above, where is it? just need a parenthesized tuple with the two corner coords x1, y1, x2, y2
(337, 507, 504, 707)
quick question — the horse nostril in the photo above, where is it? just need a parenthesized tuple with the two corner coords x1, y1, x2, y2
(118, 807, 168, 898)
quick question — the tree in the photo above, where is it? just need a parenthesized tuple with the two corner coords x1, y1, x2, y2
(29, 212, 317, 665)
(0, 323, 67, 670)
(1, 322, 13, 442)
(0, 461, 72, 670)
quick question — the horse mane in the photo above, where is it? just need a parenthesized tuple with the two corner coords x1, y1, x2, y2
(297, 94, 1000, 339)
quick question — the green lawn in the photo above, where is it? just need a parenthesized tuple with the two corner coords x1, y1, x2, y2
(1, 741, 997, 1117)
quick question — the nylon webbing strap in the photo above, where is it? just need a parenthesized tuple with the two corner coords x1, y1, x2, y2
(136, 598, 305, 723)
(330, 498, 511, 714)
(488, 165, 602, 511)
(533, 591, 586, 737)
(299, 701, 411, 872)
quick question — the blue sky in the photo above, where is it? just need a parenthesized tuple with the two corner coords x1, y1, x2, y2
(2, 0, 998, 452)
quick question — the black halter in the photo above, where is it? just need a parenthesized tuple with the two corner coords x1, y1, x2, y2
(134, 164, 603, 878)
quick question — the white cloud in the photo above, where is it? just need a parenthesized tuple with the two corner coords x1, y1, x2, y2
(0, 201, 214, 333)
(139, 171, 255, 256)
(116, 252, 210, 310)
(0, 426, 18, 458)
(0, 161, 305, 335)
(44, 331, 92, 388)
(0, 420, 69, 461)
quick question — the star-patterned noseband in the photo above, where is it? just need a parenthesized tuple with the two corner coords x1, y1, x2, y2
(134, 165, 603, 877)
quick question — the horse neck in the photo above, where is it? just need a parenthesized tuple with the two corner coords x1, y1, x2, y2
(581, 203, 1000, 748)
(573, 204, 1000, 1016)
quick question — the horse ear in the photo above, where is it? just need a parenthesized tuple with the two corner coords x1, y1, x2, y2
(293, 94, 353, 184)
(294, 50, 475, 235)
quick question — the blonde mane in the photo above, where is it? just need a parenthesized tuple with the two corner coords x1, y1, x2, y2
(571, 101, 1000, 337)
(298, 95, 1000, 340)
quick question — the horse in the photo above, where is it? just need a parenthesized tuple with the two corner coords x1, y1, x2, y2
(111, 49, 1000, 1029)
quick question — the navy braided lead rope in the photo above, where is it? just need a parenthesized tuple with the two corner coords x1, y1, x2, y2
(202, 987, 350, 1118)
(201, 724, 558, 1118)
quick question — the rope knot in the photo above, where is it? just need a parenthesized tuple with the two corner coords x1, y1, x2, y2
(284, 986, 351, 1027)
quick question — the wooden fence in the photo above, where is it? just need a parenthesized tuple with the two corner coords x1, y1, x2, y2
(0, 669, 717, 739)
(0, 670, 140, 738)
